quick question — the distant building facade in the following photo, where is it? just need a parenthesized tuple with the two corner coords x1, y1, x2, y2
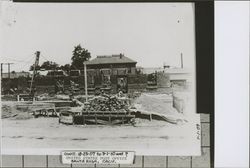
(1, 54, 191, 95)
(85, 54, 138, 93)
(86, 54, 137, 74)
(1, 71, 30, 79)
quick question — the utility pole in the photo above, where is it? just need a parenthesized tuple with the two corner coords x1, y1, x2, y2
(0, 63, 14, 95)
(1, 63, 3, 79)
(84, 62, 88, 102)
(181, 53, 183, 69)
(30, 51, 40, 95)
(0, 63, 14, 79)
(8, 63, 10, 79)
(1, 63, 3, 93)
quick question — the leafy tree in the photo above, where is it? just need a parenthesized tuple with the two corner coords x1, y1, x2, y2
(71, 44, 91, 69)
(29, 65, 41, 71)
(59, 64, 71, 71)
(40, 61, 59, 70)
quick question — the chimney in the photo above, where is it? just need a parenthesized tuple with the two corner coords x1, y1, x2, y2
(119, 53, 123, 59)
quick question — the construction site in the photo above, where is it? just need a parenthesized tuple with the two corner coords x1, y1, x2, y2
(1, 51, 200, 155)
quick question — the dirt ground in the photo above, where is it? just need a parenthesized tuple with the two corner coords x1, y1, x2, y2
(1, 102, 33, 120)
(1, 117, 200, 155)
(1, 93, 200, 155)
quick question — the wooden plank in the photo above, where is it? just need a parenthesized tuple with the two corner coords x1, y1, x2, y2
(95, 119, 110, 125)
(80, 114, 135, 118)
(16, 104, 55, 110)
(157, 115, 177, 124)
(83, 111, 127, 114)
(84, 119, 109, 125)
(111, 119, 123, 125)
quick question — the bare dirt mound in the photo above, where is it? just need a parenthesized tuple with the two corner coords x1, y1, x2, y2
(1, 102, 33, 120)
(133, 93, 178, 115)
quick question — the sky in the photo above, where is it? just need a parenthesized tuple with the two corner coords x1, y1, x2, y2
(0, 2, 195, 72)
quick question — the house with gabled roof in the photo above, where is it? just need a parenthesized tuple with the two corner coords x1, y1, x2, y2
(86, 53, 137, 69)
(84, 53, 139, 93)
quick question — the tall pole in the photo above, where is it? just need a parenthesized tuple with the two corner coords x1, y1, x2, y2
(0, 63, 13, 78)
(8, 63, 10, 79)
(1, 63, 3, 93)
(1, 63, 3, 79)
(1, 63, 13, 94)
(181, 53, 183, 69)
(84, 62, 88, 102)
(30, 51, 40, 95)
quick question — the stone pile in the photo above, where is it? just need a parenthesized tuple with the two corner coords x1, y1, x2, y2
(82, 94, 128, 112)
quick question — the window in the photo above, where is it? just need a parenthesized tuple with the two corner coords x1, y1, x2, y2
(128, 68, 131, 73)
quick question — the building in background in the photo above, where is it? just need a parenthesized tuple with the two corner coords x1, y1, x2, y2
(85, 54, 138, 93)
(1, 71, 30, 79)
(1, 54, 192, 95)
(86, 53, 137, 73)
(164, 68, 192, 87)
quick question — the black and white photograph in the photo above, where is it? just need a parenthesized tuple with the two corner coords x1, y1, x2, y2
(1, 2, 201, 155)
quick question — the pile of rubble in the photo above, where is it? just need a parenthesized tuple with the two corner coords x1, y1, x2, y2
(82, 94, 129, 112)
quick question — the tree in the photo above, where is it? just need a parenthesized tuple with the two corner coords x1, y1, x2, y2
(59, 64, 71, 71)
(40, 61, 59, 70)
(71, 44, 91, 69)
(29, 65, 41, 71)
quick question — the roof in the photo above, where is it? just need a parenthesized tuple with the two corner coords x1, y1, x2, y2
(86, 54, 137, 65)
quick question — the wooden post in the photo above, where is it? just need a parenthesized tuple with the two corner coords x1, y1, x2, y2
(0, 63, 2, 94)
(1, 63, 2, 80)
(83, 115, 85, 125)
(84, 63, 88, 102)
(72, 115, 75, 125)
(109, 114, 111, 124)
(181, 53, 183, 68)
(8, 63, 10, 79)
(30, 51, 40, 95)
(95, 114, 97, 125)
(54, 107, 57, 116)
(149, 114, 152, 121)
